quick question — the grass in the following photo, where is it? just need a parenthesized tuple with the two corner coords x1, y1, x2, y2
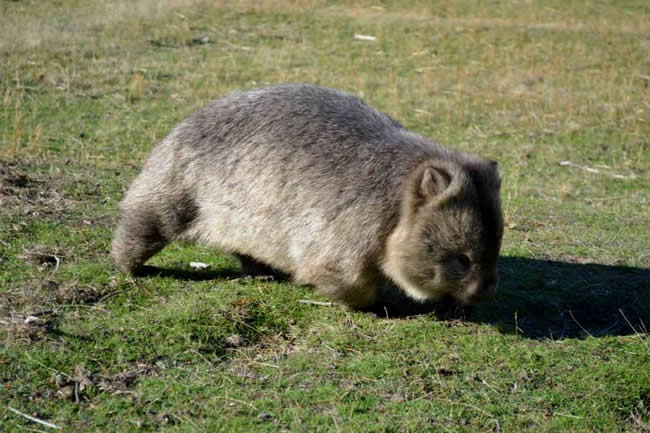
(1, 0, 649, 431)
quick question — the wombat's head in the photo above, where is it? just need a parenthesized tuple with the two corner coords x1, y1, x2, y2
(383, 158, 503, 305)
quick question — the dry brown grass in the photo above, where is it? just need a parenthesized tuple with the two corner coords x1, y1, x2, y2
(1, 0, 647, 218)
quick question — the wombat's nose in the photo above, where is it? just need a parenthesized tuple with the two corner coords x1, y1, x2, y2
(482, 275, 498, 297)
(463, 276, 497, 304)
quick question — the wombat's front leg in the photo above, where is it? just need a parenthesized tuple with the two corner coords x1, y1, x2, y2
(308, 274, 379, 310)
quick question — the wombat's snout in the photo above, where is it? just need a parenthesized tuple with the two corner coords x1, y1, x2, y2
(462, 274, 498, 305)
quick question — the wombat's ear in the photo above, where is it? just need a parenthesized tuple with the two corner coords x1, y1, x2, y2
(407, 161, 464, 211)
(488, 160, 502, 189)
(418, 165, 452, 199)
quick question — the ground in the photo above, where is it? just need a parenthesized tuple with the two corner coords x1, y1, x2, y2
(1, 1, 649, 432)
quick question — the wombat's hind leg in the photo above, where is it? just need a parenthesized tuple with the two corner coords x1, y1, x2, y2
(236, 254, 289, 281)
(111, 206, 173, 275)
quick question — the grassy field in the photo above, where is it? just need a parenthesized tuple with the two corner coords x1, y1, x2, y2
(1, 0, 649, 431)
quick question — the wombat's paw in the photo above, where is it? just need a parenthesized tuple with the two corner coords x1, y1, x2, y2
(111, 254, 142, 275)
(110, 238, 152, 275)
(432, 296, 474, 320)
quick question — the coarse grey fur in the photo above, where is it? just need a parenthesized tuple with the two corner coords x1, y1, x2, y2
(112, 84, 503, 309)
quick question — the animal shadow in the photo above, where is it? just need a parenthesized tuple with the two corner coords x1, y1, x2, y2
(134, 262, 289, 283)
(137, 257, 649, 339)
(372, 256, 649, 339)
(134, 265, 242, 281)
(475, 256, 649, 339)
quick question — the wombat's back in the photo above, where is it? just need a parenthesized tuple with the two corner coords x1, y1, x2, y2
(175, 84, 445, 190)
(168, 85, 444, 269)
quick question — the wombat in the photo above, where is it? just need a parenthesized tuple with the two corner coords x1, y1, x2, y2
(112, 84, 503, 309)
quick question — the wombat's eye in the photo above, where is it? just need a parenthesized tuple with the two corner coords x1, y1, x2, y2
(443, 253, 472, 276)
(454, 254, 471, 272)
(442, 253, 472, 279)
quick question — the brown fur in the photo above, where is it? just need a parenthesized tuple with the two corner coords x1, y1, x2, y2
(112, 84, 503, 309)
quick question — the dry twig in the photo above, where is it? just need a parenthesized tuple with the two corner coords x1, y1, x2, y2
(558, 160, 636, 180)
(299, 299, 334, 307)
(353, 33, 376, 41)
(7, 407, 61, 430)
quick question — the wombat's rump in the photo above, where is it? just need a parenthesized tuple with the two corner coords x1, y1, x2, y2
(112, 84, 503, 309)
